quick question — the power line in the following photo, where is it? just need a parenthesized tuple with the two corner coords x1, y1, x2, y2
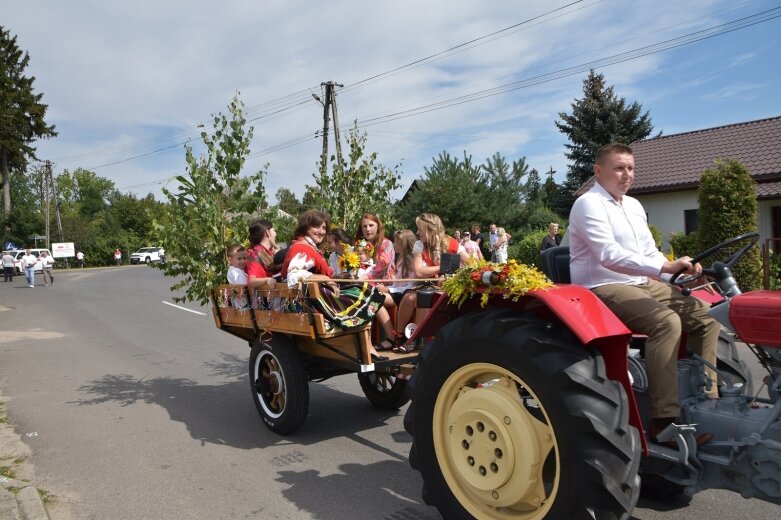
(51, 2, 595, 170)
(89, 3, 781, 185)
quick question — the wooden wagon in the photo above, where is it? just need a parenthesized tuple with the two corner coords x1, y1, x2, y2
(211, 281, 428, 434)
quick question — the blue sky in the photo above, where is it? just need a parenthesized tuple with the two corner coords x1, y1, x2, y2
(4, 0, 781, 203)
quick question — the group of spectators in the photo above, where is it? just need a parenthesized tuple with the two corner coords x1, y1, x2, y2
(451, 223, 512, 263)
(1, 249, 54, 287)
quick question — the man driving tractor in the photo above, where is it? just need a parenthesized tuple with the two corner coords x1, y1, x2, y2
(568, 142, 719, 446)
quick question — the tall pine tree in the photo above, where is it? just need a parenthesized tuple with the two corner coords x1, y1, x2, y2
(0, 26, 57, 229)
(554, 70, 655, 214)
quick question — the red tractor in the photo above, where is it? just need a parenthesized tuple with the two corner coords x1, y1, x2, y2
(403, 232, 781, 518)
(213, 232, 780, 518)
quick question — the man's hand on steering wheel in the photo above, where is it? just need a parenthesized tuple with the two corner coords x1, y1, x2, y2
(662, 256, 701, 277)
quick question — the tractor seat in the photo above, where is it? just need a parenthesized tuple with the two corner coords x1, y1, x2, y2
(540, 246, 571, 284)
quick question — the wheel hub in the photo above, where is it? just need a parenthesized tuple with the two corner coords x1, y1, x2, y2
(268, 371, 283, 395)
(441, 375, 550, 509)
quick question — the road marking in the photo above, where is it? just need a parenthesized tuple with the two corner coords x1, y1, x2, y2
(161, 301, 207, 316)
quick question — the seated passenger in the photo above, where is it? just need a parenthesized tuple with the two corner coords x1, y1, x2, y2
(354, 240, 374, 278)
(393, 213, 471, 353)
(246, 219, 280, 289)
(354, 212, 395, 281)
(280, 210, 395, 361)
(226, 244, 249, 308)
(326, 228, 351, 276)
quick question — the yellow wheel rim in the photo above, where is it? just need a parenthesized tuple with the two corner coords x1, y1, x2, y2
(433, 363, 559, 519)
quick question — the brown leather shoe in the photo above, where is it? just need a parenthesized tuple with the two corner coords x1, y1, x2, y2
(649, 418, 713, 448)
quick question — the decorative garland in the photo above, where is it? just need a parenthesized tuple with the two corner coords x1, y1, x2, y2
(442, 259, 553, 308)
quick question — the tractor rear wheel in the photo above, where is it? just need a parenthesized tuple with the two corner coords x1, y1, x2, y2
(404, 308, 641, 519)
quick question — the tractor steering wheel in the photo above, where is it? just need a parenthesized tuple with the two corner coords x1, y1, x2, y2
(669, 232, 759, 287)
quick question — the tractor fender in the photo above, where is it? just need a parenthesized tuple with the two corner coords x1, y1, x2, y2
(527, 285, 644, 446)
(528, 285, 632, 345)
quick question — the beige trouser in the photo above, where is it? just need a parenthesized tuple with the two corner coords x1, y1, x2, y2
(592, 279, 720, 418)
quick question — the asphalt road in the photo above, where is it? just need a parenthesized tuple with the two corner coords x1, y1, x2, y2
(0, 266, 779, 519)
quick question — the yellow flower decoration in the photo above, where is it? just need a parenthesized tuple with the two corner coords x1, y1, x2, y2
(339, 244, 361, 271)
(442, 258, 553, 308)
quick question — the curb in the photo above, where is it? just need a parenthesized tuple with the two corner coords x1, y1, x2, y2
(0, 478, 49, 520)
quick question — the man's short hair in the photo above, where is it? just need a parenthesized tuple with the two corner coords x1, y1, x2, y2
(595, 143, 633, 165)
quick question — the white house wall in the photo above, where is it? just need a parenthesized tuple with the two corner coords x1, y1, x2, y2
(635, 191, 699, 250)
(636, 191, 780, 251)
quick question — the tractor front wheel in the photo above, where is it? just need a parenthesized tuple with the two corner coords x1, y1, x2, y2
(404, 309, 641, 519)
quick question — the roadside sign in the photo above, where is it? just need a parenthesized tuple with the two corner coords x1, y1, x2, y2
(51, 242, 75, 258)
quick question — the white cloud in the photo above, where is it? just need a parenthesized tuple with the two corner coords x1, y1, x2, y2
(3, 0, 780, 203)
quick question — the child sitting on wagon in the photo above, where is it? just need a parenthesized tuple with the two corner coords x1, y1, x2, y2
(354, 239, 375, 279)
(226, 244, 250, 308)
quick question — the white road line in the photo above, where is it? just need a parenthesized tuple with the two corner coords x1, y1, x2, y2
(161, 301, 207, 316)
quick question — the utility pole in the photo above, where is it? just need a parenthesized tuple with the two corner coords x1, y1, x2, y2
(317, 81, 344, 208)
(44, 160, 52, 250)
(329, 84, 344, 168)
(319, 82, 333, 170)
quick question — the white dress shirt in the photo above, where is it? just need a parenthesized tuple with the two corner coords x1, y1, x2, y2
(569, 181, 666, 288)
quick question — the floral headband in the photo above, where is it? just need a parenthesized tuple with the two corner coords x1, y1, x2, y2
(354, 239, 374, 254)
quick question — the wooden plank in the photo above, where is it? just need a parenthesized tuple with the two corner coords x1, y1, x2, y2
(295, 328, 373, 364)
(253, 310, 314, 337)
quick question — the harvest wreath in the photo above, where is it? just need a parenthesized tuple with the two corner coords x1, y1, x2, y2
(441, 259, 553, 308)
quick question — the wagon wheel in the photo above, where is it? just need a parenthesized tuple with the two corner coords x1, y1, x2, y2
(249, 335, 309, 435)
(357, 371, 410, 410)
(404, 308, 641, 519)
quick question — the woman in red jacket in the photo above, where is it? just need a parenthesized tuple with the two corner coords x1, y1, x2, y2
(281, 210, 393, 361)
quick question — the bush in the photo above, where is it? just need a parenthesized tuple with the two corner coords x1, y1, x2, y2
(511, 229, 549, 268)
(523, 207, 567, 234)
(698, 159, 761, 291)
(769, 251, 781, 291)
(668, 231, 700, 258)
(648, 224, 662, 250)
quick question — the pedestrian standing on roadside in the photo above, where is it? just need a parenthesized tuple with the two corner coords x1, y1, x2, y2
(471, 224, 486, 259)
(40, 251, 55, 286)
(114, 248, 122, 266)
(493, 227, 510, 263)
(2, 251, 14, 282)
(22, 249, 37, 288)
(76, 251, 85, 268)
(541, 223, 562, 252)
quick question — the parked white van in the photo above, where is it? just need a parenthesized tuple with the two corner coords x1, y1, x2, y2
(8, 249, 52, 274)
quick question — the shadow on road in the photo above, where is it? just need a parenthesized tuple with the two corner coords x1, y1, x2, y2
(276, 459, 439, 520)
(71, 352, 405, 450)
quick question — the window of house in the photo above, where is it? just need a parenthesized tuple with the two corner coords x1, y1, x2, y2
(684, 209, 699, 235)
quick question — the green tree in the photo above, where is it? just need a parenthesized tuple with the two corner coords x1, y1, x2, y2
(0, 27, 57, 232)
(398, 151, 486, 230)
(154, 96, 267, 304)
(309, 122, 401, 230)
(275, 187, 301, 217)
(554, 70, 655, 214)
(4, 168, 42, 246)
(698, 159, 761, 291)
(56, 168, 115, 218)
(482, 153, 528, 228)
(542, 167, 558, 209)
